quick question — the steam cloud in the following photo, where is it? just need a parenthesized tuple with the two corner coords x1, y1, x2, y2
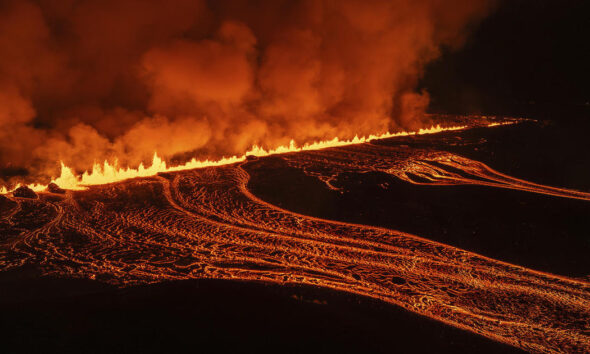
(0, 0, 494, 185)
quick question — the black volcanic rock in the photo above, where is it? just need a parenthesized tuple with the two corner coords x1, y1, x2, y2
(0, 278, 521, 354)
(0, 194, 17, 216)
(47, 183, 65, 194)
(12, 186, 37, 199)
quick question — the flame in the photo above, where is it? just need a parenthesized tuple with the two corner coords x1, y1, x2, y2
(2, 122, 515, 194)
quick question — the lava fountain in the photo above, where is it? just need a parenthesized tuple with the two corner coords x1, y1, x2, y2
(2, 123, 474, 194)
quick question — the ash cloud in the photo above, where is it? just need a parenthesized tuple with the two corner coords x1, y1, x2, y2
(0, 0, 494, 185)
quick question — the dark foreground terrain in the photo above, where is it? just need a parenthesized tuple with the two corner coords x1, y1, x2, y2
(1, 269, 520, 354)
(1, 116, 589, 353)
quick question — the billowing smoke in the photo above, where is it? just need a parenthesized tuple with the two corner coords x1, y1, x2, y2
(0, 0, 494, 185)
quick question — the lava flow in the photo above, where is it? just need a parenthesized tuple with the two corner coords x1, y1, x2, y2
(0, 122, 588, 353)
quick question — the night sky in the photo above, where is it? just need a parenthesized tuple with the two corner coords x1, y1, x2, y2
(422, 0, 590, 119)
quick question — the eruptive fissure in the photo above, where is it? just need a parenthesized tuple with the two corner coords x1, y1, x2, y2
(2, 122, 477, 194)
(2, 118, 521, 194)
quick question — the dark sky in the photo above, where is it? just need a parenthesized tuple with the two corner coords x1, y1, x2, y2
(421, 0, 590, 118)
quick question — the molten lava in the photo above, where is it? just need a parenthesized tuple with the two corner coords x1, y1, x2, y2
(1, 120, 588, 352)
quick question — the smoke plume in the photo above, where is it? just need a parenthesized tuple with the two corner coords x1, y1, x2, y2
(0, 0, 494, 185)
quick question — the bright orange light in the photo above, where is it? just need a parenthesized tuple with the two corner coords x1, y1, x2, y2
(2, 122, 516, 194)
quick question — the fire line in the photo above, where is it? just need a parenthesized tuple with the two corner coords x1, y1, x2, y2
(3, 123, 502, 194)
